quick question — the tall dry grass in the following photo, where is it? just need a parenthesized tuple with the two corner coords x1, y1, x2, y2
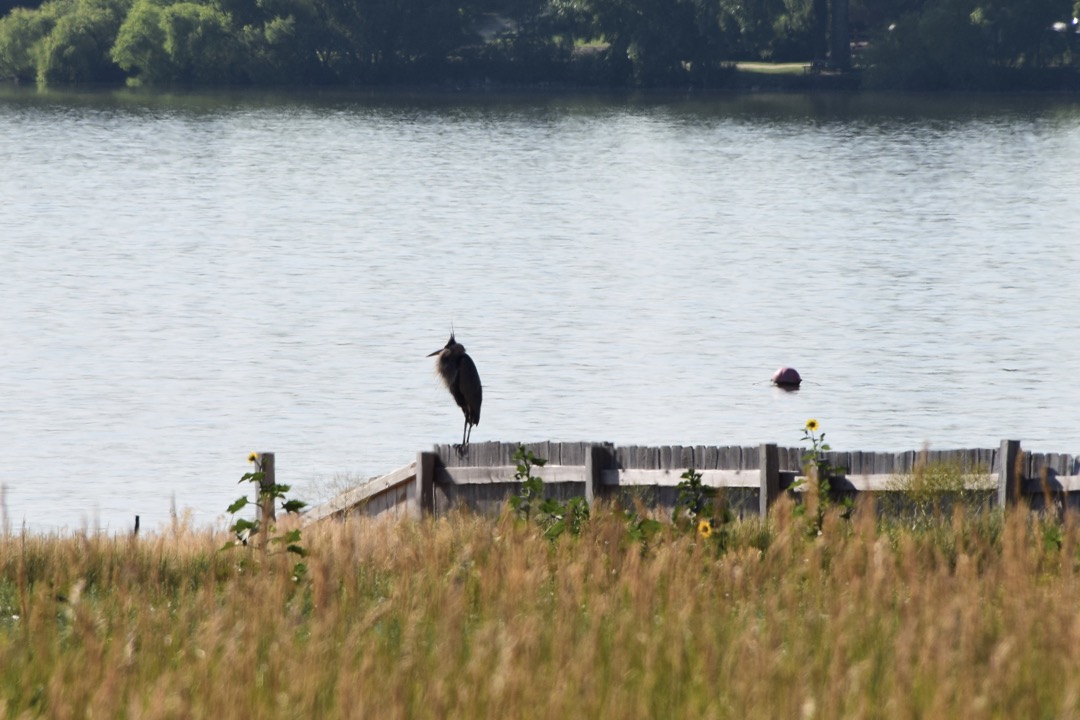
(2, 501, 1080, 719)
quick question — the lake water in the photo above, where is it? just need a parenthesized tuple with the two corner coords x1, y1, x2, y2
(2, 86, 1079, 533)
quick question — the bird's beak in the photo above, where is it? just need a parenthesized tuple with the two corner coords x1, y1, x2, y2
(426, 349, 440, 357)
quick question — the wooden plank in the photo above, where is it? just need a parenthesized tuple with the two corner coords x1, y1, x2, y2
(966, 448, 983, 469)
(678, 445, 695, 470)
(659, 446, 673, 470)
(715, 446, 733, 470)
(303, 461, 417, 524)
(485, 442, 499, 466)
(439, 443, 460, 467)
(523, 442, 547, 466)
(704, 445, 719, 470)
(440, 464, 585, 485)
(566, 442, 588, 467)
(998, 439, 1021, 507)
(585, 445, 603, 504)
(1031, 453, 1047, 480)
(364, 485, 410, 518)
(413, 451, 436, 519)
(1021, 475, 1080, 493)
(693, 445, 707, 470)
(601, 468, 760, 488)
(741, 446, 757, 470)
(786, 447, 802, 472)
(789, 473, 998, 492)
(636, 446, 648, 469)
(646, 447, 660, 469)
(362, 489, 389, 517)
(759, 443, 779, 517)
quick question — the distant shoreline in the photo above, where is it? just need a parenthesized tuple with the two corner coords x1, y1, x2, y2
(5, 64, 1080, 94)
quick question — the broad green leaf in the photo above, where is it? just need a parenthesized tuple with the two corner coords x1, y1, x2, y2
(232, 518, 257, 533)
(227, 496, 250, 514)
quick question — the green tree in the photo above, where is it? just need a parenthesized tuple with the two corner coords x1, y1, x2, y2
(161, 2, 239, 81)
(357, 0, 477, 81)
(862, 0, 989, 88)
(110, 0, 169, 81)
(769, 0, 819, 60)
(112, 0, 241, 83)
(35, 0, 129, 84)
(717, 0, 782, 58)
(0, 5, 59, 81)
(235, 0, 336, 84)
(971, 0, 1067, 67)
(561, 0, 738, 85)
(862, 0, 1075, 87)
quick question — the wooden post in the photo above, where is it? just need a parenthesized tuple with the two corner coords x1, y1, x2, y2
(759, 443, 779, 517)
(255, 452, 276, 526)
(413, 451, 436, 520)
(585, 444, 604, 505)
(997, 440, 1021, 508)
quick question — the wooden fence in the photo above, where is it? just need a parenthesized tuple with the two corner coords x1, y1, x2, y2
(302, 439, 1080, 524)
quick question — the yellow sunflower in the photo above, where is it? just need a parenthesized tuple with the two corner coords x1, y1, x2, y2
(247, 452, 259, 464)
(697, 518, 713, 539)
(805, 419, 819, 432)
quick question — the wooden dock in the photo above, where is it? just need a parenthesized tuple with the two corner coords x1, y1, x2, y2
(303, 440, 1080, 524)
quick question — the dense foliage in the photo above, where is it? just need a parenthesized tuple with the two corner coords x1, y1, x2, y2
(1, 0, 1078, 88)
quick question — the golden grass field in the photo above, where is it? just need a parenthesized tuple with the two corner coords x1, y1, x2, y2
(2, 499, 1080, 719)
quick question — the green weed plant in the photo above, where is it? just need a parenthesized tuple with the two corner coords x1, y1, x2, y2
(223, 453, 308, 579)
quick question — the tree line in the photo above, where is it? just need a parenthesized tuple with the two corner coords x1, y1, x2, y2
(1, 0, 1078, 89)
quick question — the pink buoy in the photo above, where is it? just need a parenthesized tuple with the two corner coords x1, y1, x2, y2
(771, 366, 802, 389)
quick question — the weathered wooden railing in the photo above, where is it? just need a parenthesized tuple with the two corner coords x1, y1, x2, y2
(302, 440, 1080, 524)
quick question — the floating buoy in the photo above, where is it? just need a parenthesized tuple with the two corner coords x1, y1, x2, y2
(771, 366, 802, 390)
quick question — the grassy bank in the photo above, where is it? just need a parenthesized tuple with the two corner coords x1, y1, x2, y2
(2, 503, 1079, 718)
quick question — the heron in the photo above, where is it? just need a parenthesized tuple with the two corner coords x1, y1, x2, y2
(428, 332, 482, 451)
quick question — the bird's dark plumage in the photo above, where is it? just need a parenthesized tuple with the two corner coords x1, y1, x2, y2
(428, 333, 482, 450)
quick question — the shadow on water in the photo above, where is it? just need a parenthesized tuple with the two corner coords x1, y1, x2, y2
(4, 83, 1080, 125)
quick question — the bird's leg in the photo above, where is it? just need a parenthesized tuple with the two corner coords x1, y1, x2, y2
(454, 419, 470, 457)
